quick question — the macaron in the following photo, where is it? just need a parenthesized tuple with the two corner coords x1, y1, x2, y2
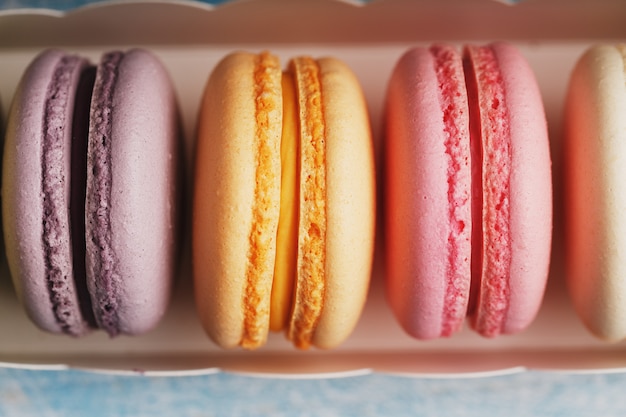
(193, 51, 375, 350)
(565, 44, 626, 341)
(2, 49, 180, 336)
(385, 43, 552, 339)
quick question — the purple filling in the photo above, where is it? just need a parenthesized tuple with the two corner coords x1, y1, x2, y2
(41, 56, 95, 335)
(70, 65, 98, 328)
(42, 55, 95, 335)
(86, 51, 124, 336)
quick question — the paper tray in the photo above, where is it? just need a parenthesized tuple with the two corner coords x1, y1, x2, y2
(0, 0, 625, 377)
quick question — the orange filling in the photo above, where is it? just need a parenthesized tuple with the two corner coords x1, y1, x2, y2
(269, 57, 326, 350)
(245, 54, 326, 350)
(269, 72, 299, 332)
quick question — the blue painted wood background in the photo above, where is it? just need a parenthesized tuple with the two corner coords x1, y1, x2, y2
(0, 0, 525, 12)
(1, 369, 626, 416)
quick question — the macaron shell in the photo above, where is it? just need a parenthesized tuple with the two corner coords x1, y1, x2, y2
(86, 49, 179, 335)
(565, 45, 626, 341)
(193, 52, 282, 348)
(2, 49, 89, 334)
(478, 43, 552, 335)
(308, 57, 375, 349)
(385, 47, 471, 340)
(286, 56, 328, 348)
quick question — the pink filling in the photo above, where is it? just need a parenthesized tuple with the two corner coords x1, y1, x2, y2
(430, 45, 471, 336)
(464, 45, 512, 337)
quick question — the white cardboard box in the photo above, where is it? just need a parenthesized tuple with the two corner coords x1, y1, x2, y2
(0, 0, 625, 377)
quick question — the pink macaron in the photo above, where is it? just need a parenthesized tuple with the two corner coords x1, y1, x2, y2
(384, 43, 552, 339)
(2, 49, 180, 337)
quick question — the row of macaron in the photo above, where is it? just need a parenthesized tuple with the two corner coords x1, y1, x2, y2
(0, 43, 621, 350)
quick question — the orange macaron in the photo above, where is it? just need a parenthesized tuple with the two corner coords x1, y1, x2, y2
(193, 51, 375, 350)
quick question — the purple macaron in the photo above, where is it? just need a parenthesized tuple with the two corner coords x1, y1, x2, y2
(2, 49, 180, 337)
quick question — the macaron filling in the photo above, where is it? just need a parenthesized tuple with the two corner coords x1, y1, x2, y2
(268, 56, 327, 350)
(42, 55, 94, 336)
(464, 45, 512, 337)
(69, 63, 98, 330)
(426, 45, 513, 338)
(240, 54, 330, 349)
(270, 71, 299, 333)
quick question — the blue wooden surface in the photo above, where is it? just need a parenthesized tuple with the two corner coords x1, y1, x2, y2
(1, 368, 626, 416)
(0, 0, 227, 10)
(0, 0, 525, 12)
